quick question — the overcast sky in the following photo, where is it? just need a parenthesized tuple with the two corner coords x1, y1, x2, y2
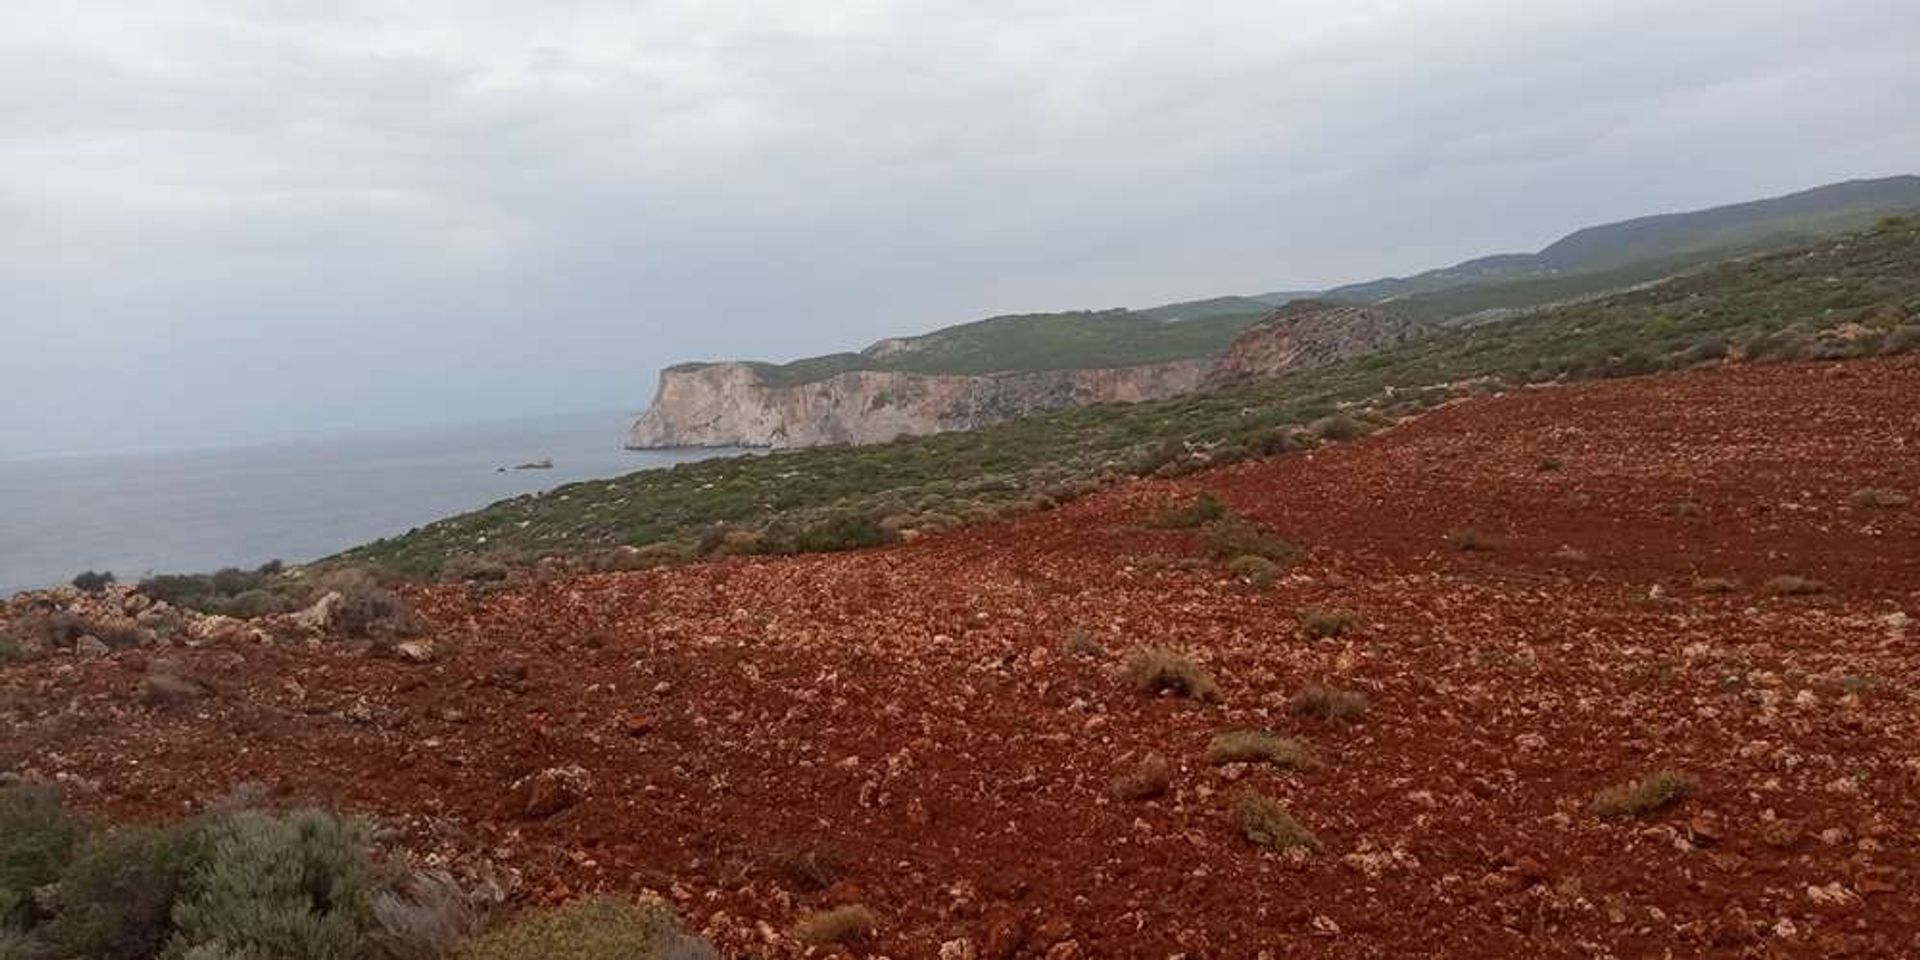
(3, 0, 1917, 458)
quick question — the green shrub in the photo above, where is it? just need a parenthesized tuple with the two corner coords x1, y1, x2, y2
(1233, 791, 1322, 853)
(165, 809, 380, 960)
(1591, 770, 1695, 817)
(1225, 554, 1279, 586)
(71, 570, 116, 593)
(1309, 414, 1367, 442)
(462, 898, 714, 960)
(1124, 648, 1222, 703)
(1297, 609, 1356, 640)
(43, 823, 204, 960)
(0, 784, 79, 929)
(1154, 492, 1229, 529)
(1199, 518, 1302, 565)
(331, 582, 425, 639)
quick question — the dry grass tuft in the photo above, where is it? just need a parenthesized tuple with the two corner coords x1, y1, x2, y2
(1233, 791, 1323, 853)
(767, 842, 849, 893)
(1297, 609, 1357, 640)
(1850, 487, 1910, 509)
(793, 905, 877, 946)
(1591, 770, 1695, 818)
(1766, 575, 1828, 596)
(1205, 730, 1318, 770)
(1288, 684, 1371, 723)
(1109, 753, 1173, 801)
(1124, 648, 1223, 703)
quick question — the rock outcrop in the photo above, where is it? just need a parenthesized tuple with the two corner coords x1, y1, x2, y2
(627, 302, 1428, 448)
(627, 360, 1211, 448)
(1207, 301, 1429, 383)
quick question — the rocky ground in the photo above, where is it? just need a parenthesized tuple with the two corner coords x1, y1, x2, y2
(5, 356, 1919, 958)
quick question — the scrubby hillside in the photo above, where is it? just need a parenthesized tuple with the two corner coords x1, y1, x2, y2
(8, 354, 1920, 956)
(343, 219, 1920, 578)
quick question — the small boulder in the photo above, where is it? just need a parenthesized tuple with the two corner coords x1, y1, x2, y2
(74, 635, 111, 658)
(394, 639, 436, 664)
(294, 591, 346, 632)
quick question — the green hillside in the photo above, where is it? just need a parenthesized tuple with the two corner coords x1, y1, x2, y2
(725, 306, 1272, 387)
(339, 218, 1920, 577)
(702, 177, 1920, 387)
(1325, 175, 1920, 312)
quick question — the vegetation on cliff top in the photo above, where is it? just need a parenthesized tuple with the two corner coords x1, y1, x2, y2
(329, 220, 1920, 578)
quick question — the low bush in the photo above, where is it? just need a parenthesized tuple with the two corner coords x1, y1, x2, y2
(1288, 684, 1370, 722)
(41, 823, 203, 960)
(463, 898, 715, 960)
(1233, 791, 1322, 853)
(793, 905, 877, 946)
(1109, 753, 1173, 801)
(1124, 648, 1222, 703)
(1154, 491, 1229, 529)
(1591, 770, 1695, 818)
(1225, 554, 1279, 586)
(1309, 414, 1367, 442)
(70, 570, 116, 593)
(1198, 518, 1302, 565)
(0, 784, 79, 928)
(1297, 609, 1356, 640)
(1205, 730, 1317, 770)
(330, 579, 428, 641)
(165, 808, 382, 959)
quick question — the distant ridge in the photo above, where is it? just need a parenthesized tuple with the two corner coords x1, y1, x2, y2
(664, 175, 1920, 385)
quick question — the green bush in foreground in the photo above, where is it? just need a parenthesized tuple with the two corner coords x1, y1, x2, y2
(0, 785, 508, 960)
(0, 784, 79, 928)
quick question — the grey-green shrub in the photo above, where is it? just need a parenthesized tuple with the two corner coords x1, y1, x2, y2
(163, 809, 379, 960)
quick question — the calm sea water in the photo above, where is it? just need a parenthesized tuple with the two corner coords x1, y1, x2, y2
(0, 413, 740, 595)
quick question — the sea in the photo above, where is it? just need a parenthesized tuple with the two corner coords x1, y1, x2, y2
(0, 412, 743, 596)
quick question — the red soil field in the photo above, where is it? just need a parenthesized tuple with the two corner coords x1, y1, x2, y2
(7, 356, 1920, 958)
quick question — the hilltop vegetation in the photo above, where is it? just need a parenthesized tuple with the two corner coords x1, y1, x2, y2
(717, 305, 1267, 387)
(336, 219, 1920, 578)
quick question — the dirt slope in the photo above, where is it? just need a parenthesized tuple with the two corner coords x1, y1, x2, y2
(7, 357, 1920, 958)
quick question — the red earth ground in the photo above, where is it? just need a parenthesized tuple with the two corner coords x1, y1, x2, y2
(6, 356, 1920, 958)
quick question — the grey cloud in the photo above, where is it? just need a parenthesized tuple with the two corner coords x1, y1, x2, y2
(2, 0, 1917, 457)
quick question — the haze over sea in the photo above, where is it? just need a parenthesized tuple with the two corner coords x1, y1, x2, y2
(0, 413, 734, 596)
